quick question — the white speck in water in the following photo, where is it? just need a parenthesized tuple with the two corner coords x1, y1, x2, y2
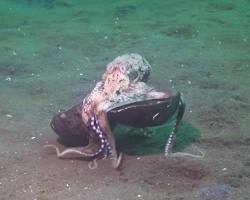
(222, 167, 227, 171)
(66, 183, 70, 188)
(58, 46, 62, 50)
(136, 157, 141, 160)
(31, 137, 36, 140)
(6, 114, 13, 118)
(104, 36, 108, 40)
(137, 194, 142, 198)
(79, 73, 83, 76)
(169, 79, 173, 83)
(187, 80, 192, 84)
(5, 77, 12, 81)
(84, 186, 89, 190)
(189, 109, 193, 113)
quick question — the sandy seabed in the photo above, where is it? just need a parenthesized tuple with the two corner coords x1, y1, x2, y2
(0, 0, 250, 199)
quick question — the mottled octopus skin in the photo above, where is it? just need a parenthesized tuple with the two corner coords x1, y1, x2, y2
(46, 54, 185, 169)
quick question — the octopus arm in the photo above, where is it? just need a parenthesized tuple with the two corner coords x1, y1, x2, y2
(44, 137, 101, 158)
(95, 110, 123, 168)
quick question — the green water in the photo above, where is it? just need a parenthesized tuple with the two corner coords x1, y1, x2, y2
(1, 1, 250, 199)
(115, 121, 200, 155)
(1, 0, 249, 139)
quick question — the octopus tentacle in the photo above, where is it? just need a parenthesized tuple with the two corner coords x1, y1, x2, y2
(165, 96, 186, 156)
(163, 95, 203, 159)
(90, 115, 112, 158)
(96, 111, 122, 168)
(45, 144, 100, 169)
(44, 144, 99, 158)
(112, 152, 123, 169)
(44, 136, 102, 158)
(169, 144, 205, 159)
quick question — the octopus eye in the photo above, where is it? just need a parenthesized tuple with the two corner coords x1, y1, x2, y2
(128, 71, 138, 81)
(116, 90, 120, 95)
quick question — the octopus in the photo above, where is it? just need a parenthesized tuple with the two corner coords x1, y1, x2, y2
(45, 54, 186, 169)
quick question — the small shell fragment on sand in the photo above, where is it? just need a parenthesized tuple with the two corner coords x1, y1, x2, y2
(6, 114, 13, 118)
